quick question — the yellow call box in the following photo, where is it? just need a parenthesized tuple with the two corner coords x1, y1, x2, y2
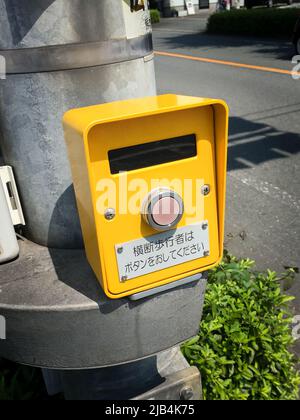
(63, 95, 228, 299)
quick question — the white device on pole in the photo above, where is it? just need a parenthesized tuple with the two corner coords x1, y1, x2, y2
(0, 179, 19, 263)
(0, 166, 25, 226)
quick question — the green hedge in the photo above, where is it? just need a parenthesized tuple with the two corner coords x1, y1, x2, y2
(207, 8, 300, 38)
(150, 9, 160, 24)
(182, 254, 300, 400)
(0, 360, 48, 400)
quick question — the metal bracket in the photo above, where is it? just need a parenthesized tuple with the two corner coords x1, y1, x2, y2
(0, 166, 25, 226)
(133, 366, 202, 400)
(0, 33, 153, 75)
(129, 273, 203, 301)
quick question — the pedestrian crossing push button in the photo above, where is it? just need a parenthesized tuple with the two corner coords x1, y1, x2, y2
(64, 94, 229, 299)
(142, 188, 184, 231)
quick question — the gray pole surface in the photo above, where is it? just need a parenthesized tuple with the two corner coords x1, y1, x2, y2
(0, 0, 156, 248)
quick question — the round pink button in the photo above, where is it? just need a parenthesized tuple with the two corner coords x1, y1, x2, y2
(151, 196, 181, 226)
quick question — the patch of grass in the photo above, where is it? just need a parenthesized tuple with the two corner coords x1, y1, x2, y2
(182, 253, 300, 400)
(207, 8, 300, 38)
(150, 9, 160, 24)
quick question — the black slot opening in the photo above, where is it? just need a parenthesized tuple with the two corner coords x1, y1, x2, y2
(6, 182, 17, 210)
(108, 134, 197, 174)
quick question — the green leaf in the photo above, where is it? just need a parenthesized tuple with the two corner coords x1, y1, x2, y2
(182, 255, 300, 401)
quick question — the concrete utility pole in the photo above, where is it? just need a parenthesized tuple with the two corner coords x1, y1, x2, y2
(0, 0, 156, 248)
(0, 0, 205, 400)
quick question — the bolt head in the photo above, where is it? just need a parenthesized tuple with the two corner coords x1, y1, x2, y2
(104, 208, 116, 220)
(202, 222, 208, 230)
(117, 247, 124, 254)
(201, 184, 211, 196)
(203, 251, 210, 257)
(180, 387, 194, 400)
(121, 276, 128, 282)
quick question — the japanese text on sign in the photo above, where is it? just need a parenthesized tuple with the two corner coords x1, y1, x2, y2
(115, 222, 210, 281)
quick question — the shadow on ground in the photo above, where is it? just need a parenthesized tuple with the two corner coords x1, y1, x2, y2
(228, 114, 300, 171)
(156, 32, 295, 61)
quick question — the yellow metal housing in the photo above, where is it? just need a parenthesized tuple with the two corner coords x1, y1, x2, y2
(63, 94, 228, 299)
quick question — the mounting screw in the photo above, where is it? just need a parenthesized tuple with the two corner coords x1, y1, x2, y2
(203, 251, 210, 257)
(104, 208, 116, 220)
(180, 387, 194, 400)
(121, 276, 128, 282)
(117, 247, 124, 254)
(202, 222, 208, 230)
(201, 184, 211, 196)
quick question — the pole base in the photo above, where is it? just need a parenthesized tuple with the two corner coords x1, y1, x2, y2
(0, 238, 206, 369)
(42, 347, 202, 400)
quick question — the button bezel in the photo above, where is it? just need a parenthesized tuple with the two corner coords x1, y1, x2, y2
(142, 188, 184, 231)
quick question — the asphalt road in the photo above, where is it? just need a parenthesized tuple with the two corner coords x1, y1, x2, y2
(152, 14, 300, 354)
